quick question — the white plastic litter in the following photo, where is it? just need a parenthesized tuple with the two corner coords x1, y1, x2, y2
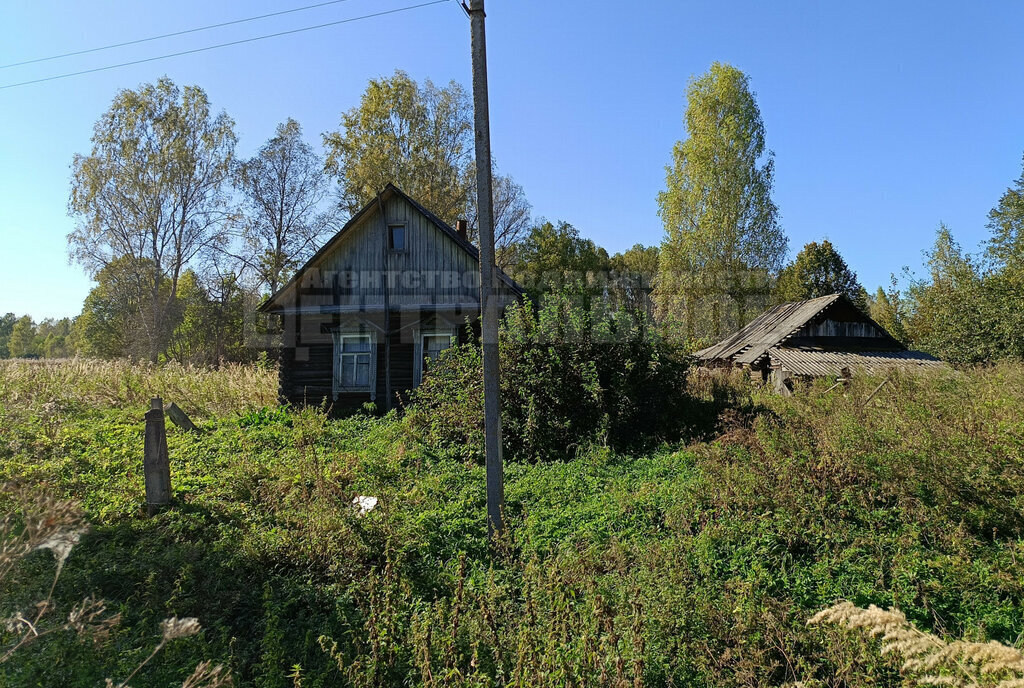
(352, 495, 378, 516)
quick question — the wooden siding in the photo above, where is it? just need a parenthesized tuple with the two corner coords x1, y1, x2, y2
(277, 311, 475, 414)
(305, 194, 485, 308)
(795, 318, 886, 339)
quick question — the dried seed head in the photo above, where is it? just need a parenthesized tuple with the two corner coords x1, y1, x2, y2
(3, 614, 29, 634)
(160, 616, 201, 642)
(67, 596, 121, 643)
(35, 526, 88, 567)
(181, 660, 233, 688)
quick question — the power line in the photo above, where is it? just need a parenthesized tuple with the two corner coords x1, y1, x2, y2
(0, 0, 360, 70)
(0, 0, 449, 90)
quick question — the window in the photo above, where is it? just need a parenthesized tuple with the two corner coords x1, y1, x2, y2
(414, 330, 454, 386)
(388, 224, 406, 251)
(423, 334, 452, 363)
(337, 334, 372, 390)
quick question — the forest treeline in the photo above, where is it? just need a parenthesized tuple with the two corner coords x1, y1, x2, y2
(4, 64, 1024, 365)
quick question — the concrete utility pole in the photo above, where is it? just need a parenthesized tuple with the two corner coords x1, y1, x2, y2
(467, 0, 504, 539)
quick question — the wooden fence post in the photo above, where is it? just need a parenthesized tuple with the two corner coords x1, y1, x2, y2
(771, 368, 794, 397)
(165, 402, 197, 432)
(144, 397, 171, 516)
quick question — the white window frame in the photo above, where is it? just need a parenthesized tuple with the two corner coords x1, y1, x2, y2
(332, 331, 377, 399)
(413, 327, 456, 386)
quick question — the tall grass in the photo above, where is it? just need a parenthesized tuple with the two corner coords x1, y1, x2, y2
(0, 358, 277, 419)
(0, 358, 1022, 687)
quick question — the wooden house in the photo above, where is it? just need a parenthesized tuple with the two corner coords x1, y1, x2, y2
(695, 293, 943, 393)
(259, 184, 522, 411)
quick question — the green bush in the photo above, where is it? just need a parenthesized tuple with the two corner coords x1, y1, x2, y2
(408, 293, 691, 461)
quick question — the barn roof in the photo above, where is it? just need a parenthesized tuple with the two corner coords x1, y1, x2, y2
(695, 294, 846, 365)
(695, 293, 940, 373)
(258, 183, 522, 313)
(767, 347, 944, 377)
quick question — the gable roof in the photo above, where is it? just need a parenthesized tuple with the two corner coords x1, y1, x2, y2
(695, 293, 904, 367)
(258, 183, 522, 313)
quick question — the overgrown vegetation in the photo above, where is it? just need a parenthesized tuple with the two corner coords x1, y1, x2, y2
(408, 294, 691, 461)
(2, 359, 1022, 686)
(806, 601, 1024, 688)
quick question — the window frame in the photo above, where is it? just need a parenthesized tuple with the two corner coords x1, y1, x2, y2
(332, 331, 377, 398)
(387, 223, 407, 253)
(413, 327, 456, 386)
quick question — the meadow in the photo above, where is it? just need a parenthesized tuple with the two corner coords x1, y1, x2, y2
(1, 358, 1022, 687)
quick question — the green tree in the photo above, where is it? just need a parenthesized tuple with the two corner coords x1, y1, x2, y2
(165, 269, 252, 365)
(905, 225, 1004, 363)
(774, 239, 867, 309)
(236, 118, 336, 295)
(8, 316, 38, 358)
(506, 221, 611, 304)
(986, 152, 1024, 278)
(981, 154, 1024, 359)
(68, 77, 236, 361)
(655, 62, 787, 341)
(77, 257, 168, 359)
(324, 70, 531, 255)
(36, 318, 77, 358)
(0, 313, 16, 358)
(324, 70, 472, 225)
(867, 283, 908, 344)
(609, 244, 659, 316)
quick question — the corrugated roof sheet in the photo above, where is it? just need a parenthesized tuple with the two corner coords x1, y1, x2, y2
(696, 294, 842, 365)
(769, 347, 943, 377)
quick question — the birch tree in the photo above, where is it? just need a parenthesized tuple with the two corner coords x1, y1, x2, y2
(68, 78, 236, 361)
(655, 62, 787, 341)
(324, 70, 473, 225)
(236, 118, 335, 295)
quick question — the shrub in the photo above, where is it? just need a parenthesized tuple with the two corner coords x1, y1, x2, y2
(408, 293, 691, 461)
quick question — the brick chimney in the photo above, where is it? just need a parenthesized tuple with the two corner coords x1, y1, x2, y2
(455, 219, 469, 241)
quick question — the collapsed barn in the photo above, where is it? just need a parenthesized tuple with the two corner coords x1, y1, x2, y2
(695, 293, 944, 394)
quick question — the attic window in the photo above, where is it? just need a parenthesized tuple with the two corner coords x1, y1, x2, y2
(388, 224, 406, 251)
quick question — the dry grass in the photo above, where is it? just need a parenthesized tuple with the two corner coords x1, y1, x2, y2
(808, 601, 1024, 688)
(0, 485, 120, 662)
(0, 357, 277, 419)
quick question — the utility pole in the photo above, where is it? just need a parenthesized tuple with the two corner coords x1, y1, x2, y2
(467, 0, 504, 539)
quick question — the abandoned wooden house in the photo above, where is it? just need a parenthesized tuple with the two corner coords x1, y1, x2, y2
(695, 293, 943, 393)
(259, 184, 522, 411)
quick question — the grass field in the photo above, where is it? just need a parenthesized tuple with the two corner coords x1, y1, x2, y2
(1, 358, 1022, 687)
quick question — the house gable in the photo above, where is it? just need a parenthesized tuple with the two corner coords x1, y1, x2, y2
(263, 185, 522, 413)
(260, 184, 521, 314)
(786, 297, 901, 348)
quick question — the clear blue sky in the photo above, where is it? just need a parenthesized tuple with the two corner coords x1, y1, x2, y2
(2, 1, 1023, 319)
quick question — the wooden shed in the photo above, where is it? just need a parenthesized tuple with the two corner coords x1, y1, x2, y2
(259, 184, 522, 412)
(695, 293, 943, 392)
